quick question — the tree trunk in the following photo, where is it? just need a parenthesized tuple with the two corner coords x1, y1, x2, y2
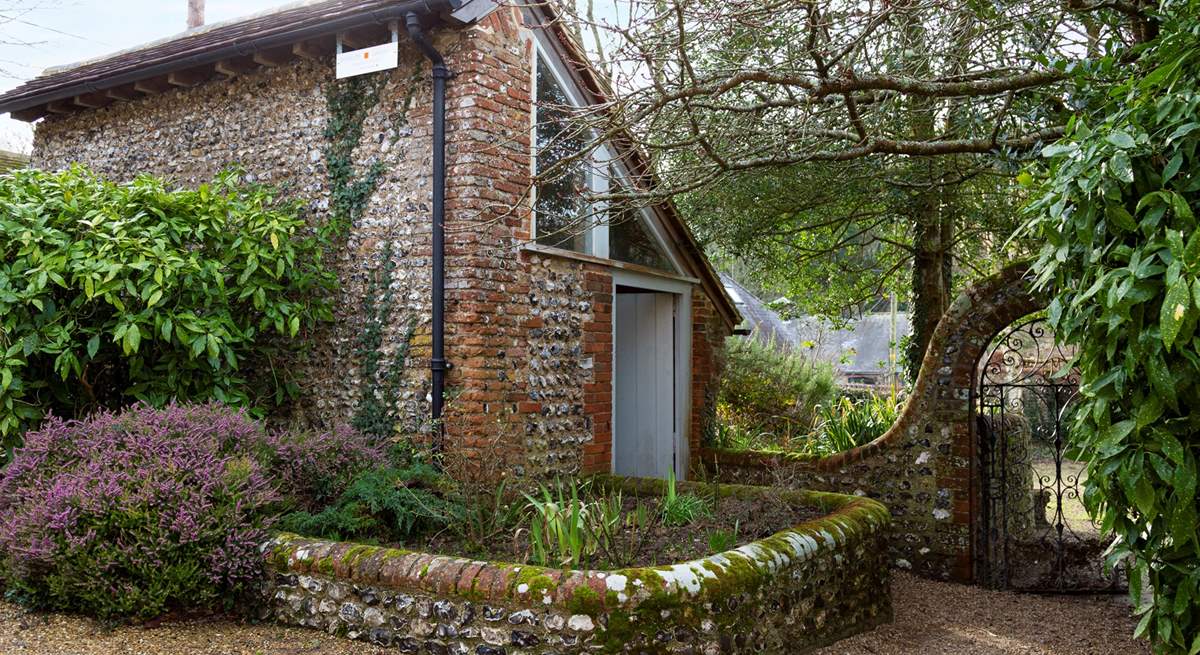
(906, 196, 953, 379)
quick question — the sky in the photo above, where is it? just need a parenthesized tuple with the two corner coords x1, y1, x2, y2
(0, 0, 292, 151)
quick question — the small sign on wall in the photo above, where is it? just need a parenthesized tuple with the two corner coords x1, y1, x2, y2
(336, 41, 399, 79)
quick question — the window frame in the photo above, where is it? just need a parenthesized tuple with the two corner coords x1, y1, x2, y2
(528, 29, 685, 276)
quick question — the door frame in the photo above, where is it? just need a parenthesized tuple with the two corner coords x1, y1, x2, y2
(610, 269, 693, 479)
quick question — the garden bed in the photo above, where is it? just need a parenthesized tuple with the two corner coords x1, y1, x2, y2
(263, 476, 892, 654)
(414, 484, 824, 568)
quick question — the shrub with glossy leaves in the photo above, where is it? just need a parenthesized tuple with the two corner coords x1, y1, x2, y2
(0, 403, 381, 620)
(0, 166, 335, 460)
(1024, 3, 1200, 650)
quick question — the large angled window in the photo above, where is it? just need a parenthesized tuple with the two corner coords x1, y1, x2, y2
(534, 53, 590, 252)
(609, 206, 675, 271)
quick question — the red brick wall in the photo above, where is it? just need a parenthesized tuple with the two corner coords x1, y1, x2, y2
(690, 287, 728, 464)
(439, 7, 533, 473)
(439, 7, 730, 481)
(580, 266, 614, 474)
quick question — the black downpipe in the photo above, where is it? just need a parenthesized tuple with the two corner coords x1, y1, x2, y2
(406, 12, 450, 454)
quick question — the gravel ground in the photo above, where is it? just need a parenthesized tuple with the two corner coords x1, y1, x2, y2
(0, 572, 1148, 655)
(815, 572, 1149, 655)
(0, 603, 392, 655)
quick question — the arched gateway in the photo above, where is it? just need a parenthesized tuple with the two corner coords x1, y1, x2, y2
(702, 264, 1119, 590)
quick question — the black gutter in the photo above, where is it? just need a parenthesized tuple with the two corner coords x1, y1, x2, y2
(0, 0, 455, 114)
(405, 12, 450, 454)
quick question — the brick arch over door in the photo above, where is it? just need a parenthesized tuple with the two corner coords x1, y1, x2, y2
(699, 263, 1048, 582)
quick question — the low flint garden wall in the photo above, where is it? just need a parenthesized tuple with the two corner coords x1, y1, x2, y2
(262, 476, 892, 654)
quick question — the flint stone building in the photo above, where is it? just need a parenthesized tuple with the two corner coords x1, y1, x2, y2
(0, 0, 738, 480)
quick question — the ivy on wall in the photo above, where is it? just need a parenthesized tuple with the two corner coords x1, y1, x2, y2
(323, 75, 388, 235)
(322, 71, 424, 438)
(351, 242, 417, 439)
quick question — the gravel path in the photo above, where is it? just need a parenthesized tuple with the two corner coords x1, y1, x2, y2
(0, 572, 1148, 655)
(815, 572, 1149, 655)
(0, 603, 392, 655)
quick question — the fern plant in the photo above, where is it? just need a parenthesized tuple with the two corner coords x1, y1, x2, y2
(278, 458, 460, 542)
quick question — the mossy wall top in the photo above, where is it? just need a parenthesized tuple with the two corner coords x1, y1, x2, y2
(264, 477, 892, 653)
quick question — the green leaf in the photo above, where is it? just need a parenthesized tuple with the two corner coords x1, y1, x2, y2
(1147, 352, 1178, 411)
(1186, 231, 1200, 267)
(86, 334, 100, 359)
(1134, 609, 1154, 640)
(1106, 204, 1137, 232)
(1171, 192, 1195, 225)
(1106, 130, 1136, 149)
(1136, 396, 1164, 429)
(123, 324, 141, 355)
(1042, 142, 1076, 158)
(0, 369, 11, 392)
(1164, 152, 1184, 184)
(1111, 151, 1134, 184)
(1096, 419, 1136, 455)
(146, 289, 162, 308)
(1161, 277, 1193, 349)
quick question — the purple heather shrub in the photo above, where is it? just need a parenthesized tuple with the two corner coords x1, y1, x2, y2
(0, 402, 382, 620)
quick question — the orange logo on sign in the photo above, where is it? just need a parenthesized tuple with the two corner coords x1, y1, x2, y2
(363, 52, 370, 59)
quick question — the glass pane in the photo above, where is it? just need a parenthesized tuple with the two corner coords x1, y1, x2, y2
(610, 207, 675, 271)
(535, 55, 589, 252)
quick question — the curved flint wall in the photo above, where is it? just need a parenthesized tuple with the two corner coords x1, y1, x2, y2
(698, 263, 1047, 582)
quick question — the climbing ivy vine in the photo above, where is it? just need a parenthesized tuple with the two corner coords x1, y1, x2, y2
(351, 242, 418, 439)
(322, 72, 423, 438)
(323, 75, 388, 235)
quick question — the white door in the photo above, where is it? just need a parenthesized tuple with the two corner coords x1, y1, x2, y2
(613, 291, 676, 478)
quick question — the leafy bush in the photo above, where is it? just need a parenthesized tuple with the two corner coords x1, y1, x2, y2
(277, 456, 461, 543)
(0, 403, 383, 620)
(715, 337, 837, 442)
(1024, 4, 1200, 650)
(810, 394, 902, 455)
(0, 166, 335, 458)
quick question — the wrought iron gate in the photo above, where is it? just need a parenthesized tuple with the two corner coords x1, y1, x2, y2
(975, 317, 1121, 592)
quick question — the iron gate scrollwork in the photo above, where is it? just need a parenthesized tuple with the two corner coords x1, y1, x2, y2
(974, 316, 1122, 592)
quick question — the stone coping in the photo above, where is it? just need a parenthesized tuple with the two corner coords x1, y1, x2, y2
(263, 475, 891, 615)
